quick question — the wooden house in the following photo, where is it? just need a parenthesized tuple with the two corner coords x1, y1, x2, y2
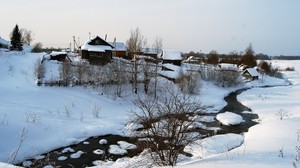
(242, 68, 259, 80)
(161, 50, 182, 66)
(109, 42, 127, 58)
(80, 36, 114, 65)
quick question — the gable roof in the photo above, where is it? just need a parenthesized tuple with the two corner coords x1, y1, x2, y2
(242, 68, 259, 77)
(162, 50, 182, 60)
(81, 36, 113, 52)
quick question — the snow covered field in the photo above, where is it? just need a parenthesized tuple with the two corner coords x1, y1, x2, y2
(0, 50, 299, 168)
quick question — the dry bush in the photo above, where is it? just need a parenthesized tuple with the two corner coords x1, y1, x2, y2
(130, 89, 206, 166)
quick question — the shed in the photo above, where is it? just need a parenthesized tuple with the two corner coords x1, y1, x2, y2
(161, 50, 182, 66)
(80, 36, 114, 65)
(43, 51, 68, 62)
(242, 68, 259, 80)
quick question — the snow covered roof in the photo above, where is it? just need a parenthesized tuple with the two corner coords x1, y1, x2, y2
(243, 68, 259, 77)
(81, 44, 112, 52)
(162, 50, 182, 60)
(49, 51, 67, 56)
(81, 36, 113, 52)
(219, 63, 238, 70)
(0, 37, 10, 46)
(142, 48, 162, 54)
(108, 42, 126, 51)
(160, 63, 183, 79)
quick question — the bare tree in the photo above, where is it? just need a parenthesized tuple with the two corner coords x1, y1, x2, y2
(126, 27, 147, 94)
(240, 43, 257, 67)
(20, 28, 34, 46)
(152, 36, 163, 98)
(130, 89, 206, 166)
(207, 50, 219, 65)
(31, 42, 43, 53)
(177, 70, 201, 94)
(126, 27, 147, 56)
(59, 61, 72, 86)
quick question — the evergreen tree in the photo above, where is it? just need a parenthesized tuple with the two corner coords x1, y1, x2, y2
(10, 24, 23, 51)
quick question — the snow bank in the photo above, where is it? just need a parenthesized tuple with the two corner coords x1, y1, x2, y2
(184, 133, 244, 159)
(216, 112, 244, 126)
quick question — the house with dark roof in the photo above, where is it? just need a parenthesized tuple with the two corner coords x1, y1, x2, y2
(80, 36, 114, 65)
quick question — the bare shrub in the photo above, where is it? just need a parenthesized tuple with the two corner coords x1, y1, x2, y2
(34, 58, 46, 85)
(64, 104, 72, 118)
(177, 70, 201, 94)
(215, 70, 242, 87)
(25, 111, 39, 124)
(285, 66, 295, 71)
(9, 128, 28, 163)
(275, 108, 292, 120)
(59, 61, 72, 86)
(130, 89, 206, 166)
(92, 102, 101, 118)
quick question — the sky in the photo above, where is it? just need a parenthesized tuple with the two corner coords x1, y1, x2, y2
(1, 0, 300, 56)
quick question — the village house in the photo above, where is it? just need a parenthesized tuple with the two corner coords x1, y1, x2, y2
(161, 50, 182, 66)
(108, 41, 127, 58)
(242, 68, 260, 80)
(80, 36, 114, 65)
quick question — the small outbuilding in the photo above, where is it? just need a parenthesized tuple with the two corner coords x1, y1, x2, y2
(80, 36, 114, 65)
(43, 51, 68, 62)
(242, 68, 259, 80)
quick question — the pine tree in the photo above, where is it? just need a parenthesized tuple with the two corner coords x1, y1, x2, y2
(10, 24, 23, 51)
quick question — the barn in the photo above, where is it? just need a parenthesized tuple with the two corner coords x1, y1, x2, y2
(80, 36, 114, 65)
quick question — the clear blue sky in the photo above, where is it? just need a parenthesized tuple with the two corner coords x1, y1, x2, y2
(1, 0, 300, 55)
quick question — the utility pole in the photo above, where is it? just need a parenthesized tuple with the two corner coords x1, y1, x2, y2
(73, 36, 76, 52)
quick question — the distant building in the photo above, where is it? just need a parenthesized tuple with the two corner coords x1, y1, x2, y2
(108, 42, 127, 58)
(242, 68, 259, 80)
(43, 51, 68, 62)
(141, 48, 162, 59)
(0, 37, 10, 49)
(80, 36, 114, 65)
(161, 50, 182, 66)
(218, 63, 239, 71)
